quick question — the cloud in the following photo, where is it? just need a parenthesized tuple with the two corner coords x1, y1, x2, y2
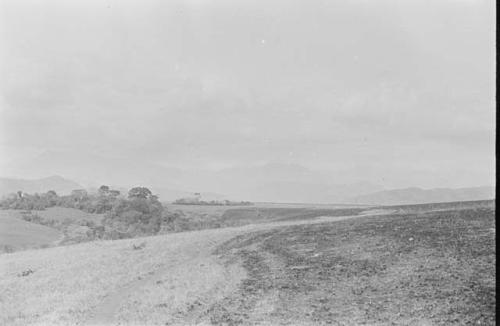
(0, 0, 495, 189)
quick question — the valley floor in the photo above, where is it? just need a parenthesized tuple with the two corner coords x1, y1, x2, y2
(0, 207, 495, 325)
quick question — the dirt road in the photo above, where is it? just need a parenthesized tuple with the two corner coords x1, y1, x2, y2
(84, 211, 390, 326)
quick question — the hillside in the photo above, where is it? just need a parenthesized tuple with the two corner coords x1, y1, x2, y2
(348, 186, 495, 205)
(0, 176, 82, 196)
(0, 204, 494, 325)
(0, 208, 106, 252)
(0, 210, 62, 253)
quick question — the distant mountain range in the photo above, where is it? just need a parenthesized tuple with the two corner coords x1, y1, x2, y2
(0, 175, 233, 202)
(0, 176, 83, 196)
(347, 186, 495, 205)
(202, 163, 384, 203)
(1, 152, 387, 203)
(0, 172, 494, 205)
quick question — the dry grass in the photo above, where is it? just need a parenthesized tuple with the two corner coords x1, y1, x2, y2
(114, 250, 246, 326)
(0, 210, 62, 252)
(0, 226, 250, 326)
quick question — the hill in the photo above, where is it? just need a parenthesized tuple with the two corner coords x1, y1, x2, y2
(0, 176, 82, 196)
(0, 204, 494, 325)
(348, 186, 495, 205)
(0, 210, 62, 253)
(0, 207, 105, 252)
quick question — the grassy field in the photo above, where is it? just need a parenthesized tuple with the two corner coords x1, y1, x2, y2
(0, 210, 62, 253)
(0, 207, 105, 250)
(0, 226, 253, 326)
(207, 207, 496, 325)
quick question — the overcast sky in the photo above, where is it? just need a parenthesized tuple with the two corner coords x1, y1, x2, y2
(0, 0, 495, 189)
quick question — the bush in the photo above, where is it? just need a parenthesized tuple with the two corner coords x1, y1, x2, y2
(1, 185, 190, 240)
(0, 186, 122, 214)
(102, 187, 164, 238)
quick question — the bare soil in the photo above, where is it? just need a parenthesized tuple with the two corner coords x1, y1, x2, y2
(199, 208, 496, 325)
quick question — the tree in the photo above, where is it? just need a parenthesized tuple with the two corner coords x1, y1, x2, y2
(98, 185, 110, 196)
(71, 189, 88, 200)
(102, 187, 164, 238)
(109, 190, 121, 197)
(45, 190, 58, 207)
(128, 187, 152, 200)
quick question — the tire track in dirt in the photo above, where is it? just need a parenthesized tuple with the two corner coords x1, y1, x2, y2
(83, 211, 390, 326)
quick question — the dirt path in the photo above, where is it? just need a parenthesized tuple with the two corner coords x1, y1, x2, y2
(84, 211, 390, 326)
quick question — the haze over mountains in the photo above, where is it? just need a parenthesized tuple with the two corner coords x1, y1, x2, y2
(0, 149, 495, 204)
(0, 176, 82, 196)
(0, 171, 494, 205)
(348, 186, 495, 206)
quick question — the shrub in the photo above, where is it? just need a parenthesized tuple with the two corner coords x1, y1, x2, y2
(102, 187, 164, 238)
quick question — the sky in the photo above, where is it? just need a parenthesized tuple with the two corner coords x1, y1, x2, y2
(0, 0, 496, 192)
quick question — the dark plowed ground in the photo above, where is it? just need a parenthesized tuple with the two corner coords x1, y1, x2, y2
(203, 208, 496, 325)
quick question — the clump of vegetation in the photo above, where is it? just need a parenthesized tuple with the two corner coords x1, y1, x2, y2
(102, 187, 165, 239)
(1, 185, 257, 240)
(0, 190, 60, 210)
(0, 185, 122, 213)
(1, 185, 180, 241)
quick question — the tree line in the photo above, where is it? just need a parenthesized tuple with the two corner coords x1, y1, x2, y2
(0, 186, 170, 239)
